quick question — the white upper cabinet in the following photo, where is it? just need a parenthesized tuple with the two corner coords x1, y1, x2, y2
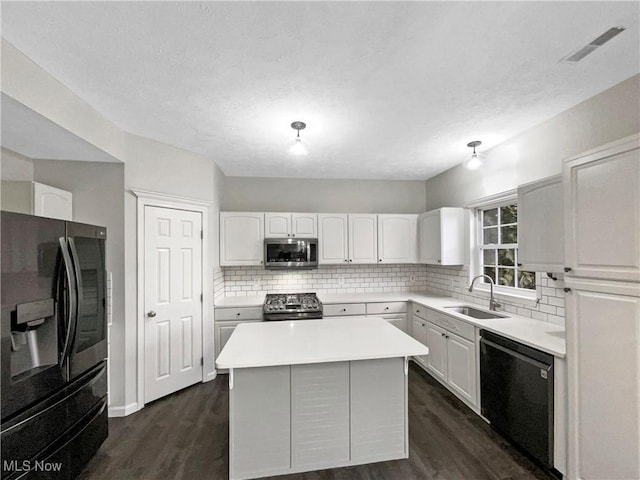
(517, 176, 564, 273)
(348, 214, 377, 264)
(377, 214, 418, 263)
(1, 181, 73, 220)
(418, 208, 466, 265)
(264, 213, 317, 238)
(319, 213, 378, 264)
(220, 212, 264, 266)
(564, 134, 640, 282)
(292, 213, 317, 237)
(318, 214, 349, 264)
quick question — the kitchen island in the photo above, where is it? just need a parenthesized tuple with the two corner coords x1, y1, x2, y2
(215, 316, 429, 480)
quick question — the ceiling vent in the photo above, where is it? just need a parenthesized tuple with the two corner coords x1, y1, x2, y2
(561, 26, 626, 63)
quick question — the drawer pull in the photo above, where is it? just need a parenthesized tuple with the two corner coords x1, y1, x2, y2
(385, 307, 389, 310)
(342, 308, 347, 312)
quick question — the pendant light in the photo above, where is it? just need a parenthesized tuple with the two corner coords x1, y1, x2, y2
(464, 140, 482, 170)
(289, 121, 308, 156)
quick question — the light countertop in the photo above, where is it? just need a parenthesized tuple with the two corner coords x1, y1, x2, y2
(215, 291, 566, 358)
(215, 316, 430, 369)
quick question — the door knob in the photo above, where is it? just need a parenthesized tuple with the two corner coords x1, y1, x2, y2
(147, 311, 157, 318)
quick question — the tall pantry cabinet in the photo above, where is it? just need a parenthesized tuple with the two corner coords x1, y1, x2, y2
(563, 134, 640, 480)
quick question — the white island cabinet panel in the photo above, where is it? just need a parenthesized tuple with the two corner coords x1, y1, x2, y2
(291, 362, 350, 469)
(351, 357, 406, 463)
(218, 317, 427, 480)
(229, 365, 291, 480)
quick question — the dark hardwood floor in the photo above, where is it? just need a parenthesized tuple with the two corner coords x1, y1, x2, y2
(79, 364, 557, 480)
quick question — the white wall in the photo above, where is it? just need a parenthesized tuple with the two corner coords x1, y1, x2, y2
(0, 148, 34, 180)
(425, 74, 640, 209)
(222, 177, 427, 213)
(122, 133, 222, 409)
(2, 41, 225, 415)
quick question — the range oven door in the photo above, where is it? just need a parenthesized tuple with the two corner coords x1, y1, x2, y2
(264, 238, 318, 269)
(65, 222, 107, 379)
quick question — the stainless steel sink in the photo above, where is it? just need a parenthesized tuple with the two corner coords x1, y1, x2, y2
(444, 306, 508, 319)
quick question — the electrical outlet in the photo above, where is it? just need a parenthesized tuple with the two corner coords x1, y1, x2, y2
(339, 275, 345, 286)
(253, 277, 260, 289)
(409, 275, 416, 284)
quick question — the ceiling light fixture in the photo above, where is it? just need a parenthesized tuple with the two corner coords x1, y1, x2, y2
(465, 141, 482, 170)
(289, 121, 308, 156)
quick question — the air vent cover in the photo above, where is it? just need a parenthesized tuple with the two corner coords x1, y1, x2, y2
(561, 26, 626, 63)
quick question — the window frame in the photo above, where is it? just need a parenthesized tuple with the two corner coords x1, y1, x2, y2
(468, 191, 538, 303)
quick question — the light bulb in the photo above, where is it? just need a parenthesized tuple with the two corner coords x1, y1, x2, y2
(464, 152, 482, 170)
(289, 137, 308, 156)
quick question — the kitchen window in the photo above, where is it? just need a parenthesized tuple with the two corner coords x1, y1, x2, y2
(476, 201, 536, 297)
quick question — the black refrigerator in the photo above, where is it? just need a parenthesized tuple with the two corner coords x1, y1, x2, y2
(1, 211, 108, 480)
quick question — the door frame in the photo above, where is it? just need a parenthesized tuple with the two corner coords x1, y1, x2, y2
(132, 189, 213, 411)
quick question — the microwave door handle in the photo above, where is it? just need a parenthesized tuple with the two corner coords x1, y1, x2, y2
(58, 237, 77, 365)
(67, 237, 83, 356)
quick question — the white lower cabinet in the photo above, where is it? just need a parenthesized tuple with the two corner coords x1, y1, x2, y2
(214, 307, 262, 371)
(411, 317, 428, 367)
(412, 304, 478, 409)
(366, 302, 407, 332)
(565, 278, 640, 480)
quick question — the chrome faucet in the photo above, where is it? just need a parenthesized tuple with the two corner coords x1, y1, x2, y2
(468, 274, 502, 311)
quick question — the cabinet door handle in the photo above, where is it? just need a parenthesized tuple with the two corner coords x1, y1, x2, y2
(379, 259, 382, 262)
(564, 287, 572, 293)
(349, 259, 352, 262)
(441, 332, 446, 337)
(344, 259, 348, 263)
(292, 234, 295, 237)
(564, 267, 572, 272)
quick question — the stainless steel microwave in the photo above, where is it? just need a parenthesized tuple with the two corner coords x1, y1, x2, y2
(264, 238, 318, 269)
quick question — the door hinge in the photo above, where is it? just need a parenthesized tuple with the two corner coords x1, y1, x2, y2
(201, 230, 204, 239)
(201, 357, 204, 366)
(200, 293, 203, 302)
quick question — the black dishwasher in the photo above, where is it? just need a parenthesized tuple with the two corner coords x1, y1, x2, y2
(480, 330, 554, 468)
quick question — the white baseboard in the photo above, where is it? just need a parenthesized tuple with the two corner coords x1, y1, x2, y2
(108, 402, 139, 417)
(204, 370, 217, 382)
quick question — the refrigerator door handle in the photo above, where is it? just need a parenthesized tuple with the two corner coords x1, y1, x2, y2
(67, 237, 83, 355)
(58, 237, 77, 364)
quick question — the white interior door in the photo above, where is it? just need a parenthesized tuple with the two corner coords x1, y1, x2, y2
(144, 206, 203, 403)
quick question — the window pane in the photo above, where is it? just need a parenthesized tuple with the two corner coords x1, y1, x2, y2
(501, 225, 517, 243)
(483, 208, 498, 227)
(483, 227, 498, 244)
(518, 271, 536, 290)
(484, 267, 496, 283)
(483, 249, 496, 266)
(498, 248, 515, 266)
(498, 268, 515, 287)
(501, 204, 517, 224)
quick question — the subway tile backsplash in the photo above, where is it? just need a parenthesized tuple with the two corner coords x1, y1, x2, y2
(424, 265, 566, 326)
(220, 264, 428, 296)
(216, 264, 565, 327)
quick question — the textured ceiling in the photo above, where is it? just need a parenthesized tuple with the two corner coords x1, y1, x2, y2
(1, 2, 639, 180)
